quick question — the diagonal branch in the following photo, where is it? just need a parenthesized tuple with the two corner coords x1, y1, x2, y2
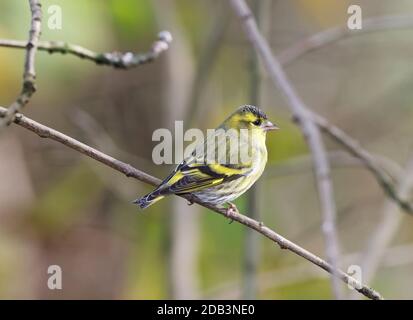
(265, 151, 402, 182)
(278, 15, 413, 66)
(230, 0, 343, 299)
(311, 114, 413, 213)
(277, 14, 413, 215)
(350, 153, 413, 299)
(0, 31, 172, 70)
(0, 7, 410, 216)
(0, 105, 382, 300)
(0, 0, 42, 128)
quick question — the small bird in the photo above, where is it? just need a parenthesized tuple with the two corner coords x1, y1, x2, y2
(134, 105, 278, 216)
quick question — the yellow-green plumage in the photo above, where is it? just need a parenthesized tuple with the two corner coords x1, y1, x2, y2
(135, 105, 278, 209)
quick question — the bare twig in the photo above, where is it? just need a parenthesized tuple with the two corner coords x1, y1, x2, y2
(350, 154, 413, 299)
(69, 109, 154, 202)
(277, 14, 413, 214)
(265, 151, 401, 181)
(311, 114, 413, 213)
(0, 105, 382, 300)
(278, 15, 413, 66)
(230, 0, 343, 299)
(206, 242, 413, 299)
(0, 0, 42, 128)
(71, 109, 153, 171)
(0, 31, 172, 70)
(1, 8, 410, 217)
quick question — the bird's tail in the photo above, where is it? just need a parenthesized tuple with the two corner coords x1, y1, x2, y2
(133, 190, 165, 209)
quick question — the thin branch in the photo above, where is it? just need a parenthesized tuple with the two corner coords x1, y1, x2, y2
(206, 242, 413, 299)
(1, 8, 409, 217)
(278, 15, 413, 66)
(0, 0, 42, 128)
(230, 0, 343, 299)
(277, 14, 413, 215)
(265, 151, 401, 184)
(0, 31, 172, 70)
(0, 105, 382, 300)
(350, 153, 413, 299)
(8, 109, 158, 186)
(70, 108, 153, 172)
(311, 114, 413, 213)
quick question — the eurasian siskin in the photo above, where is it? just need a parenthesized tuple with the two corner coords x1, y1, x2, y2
(134, 105, 278, 213)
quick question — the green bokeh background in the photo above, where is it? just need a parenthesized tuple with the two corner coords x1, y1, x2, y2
(0, 0, 413, 299)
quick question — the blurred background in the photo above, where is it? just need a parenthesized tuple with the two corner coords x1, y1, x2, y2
(1, 0, 413, 299)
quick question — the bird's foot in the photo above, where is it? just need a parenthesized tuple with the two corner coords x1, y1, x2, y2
(225, 202, 239, 224)
(186, 195, 197, 206)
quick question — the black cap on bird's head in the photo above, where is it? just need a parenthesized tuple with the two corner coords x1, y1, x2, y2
(226, 105, 279, 131)
(238, 105, 268, 120)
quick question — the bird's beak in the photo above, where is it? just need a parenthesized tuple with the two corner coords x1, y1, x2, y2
(263, 120, 279, 131)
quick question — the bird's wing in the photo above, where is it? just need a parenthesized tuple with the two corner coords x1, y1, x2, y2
(156, 127, 253, 195)
(187, 127, 253, 168)
(158, 161, 248, 195)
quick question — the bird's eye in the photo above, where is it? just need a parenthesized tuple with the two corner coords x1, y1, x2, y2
(252, 119, 262, 126)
